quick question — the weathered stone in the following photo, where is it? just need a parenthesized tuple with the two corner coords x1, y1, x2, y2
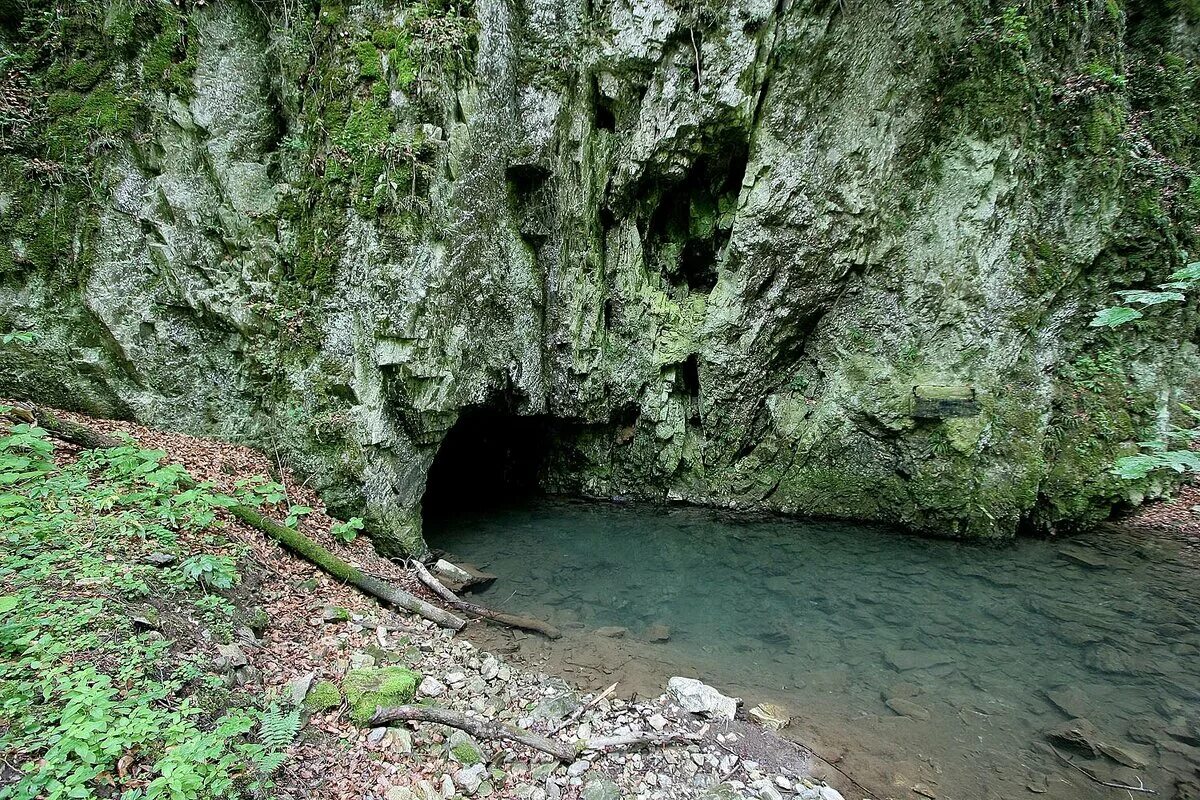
(455, 763, 487, 794)
(303, 679, 341, 712)
(143, 552, 176, 567)
(748, 703, 790, 730)
(448, 729, 485, 765)
(667, 677, 740, 720)
(581, 777, 619, 800)
(911, 385, 978, 419)
(215, 643, 248, 670)
(287, 672, 315, 706)
(533, 691, 580, 722)
(322, 606, 352, 623)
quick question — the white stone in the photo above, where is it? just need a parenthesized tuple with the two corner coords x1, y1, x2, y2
(567, 760, 591, 776)
(454, 763, 487, 794)
(419, 676, 446, 697)
(434, 559, 473, 583)
(647, 713, 667, 731)
(666, 677, 740, 720)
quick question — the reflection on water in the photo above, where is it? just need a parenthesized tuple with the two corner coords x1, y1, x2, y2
(426, 499, 1200, 800)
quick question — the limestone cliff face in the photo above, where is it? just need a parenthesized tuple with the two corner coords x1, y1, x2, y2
(2, 0, 1198, 552)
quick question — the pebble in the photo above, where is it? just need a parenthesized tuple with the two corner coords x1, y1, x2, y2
(419, 676, 446, 697)
(567, 760, 591, 777)
(648, 713, 667, 731)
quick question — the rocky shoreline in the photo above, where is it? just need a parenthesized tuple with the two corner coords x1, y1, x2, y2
(289, 601, 848, 800)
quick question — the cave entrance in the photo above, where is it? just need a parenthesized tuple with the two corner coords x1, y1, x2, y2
(421, 406, 554, 520)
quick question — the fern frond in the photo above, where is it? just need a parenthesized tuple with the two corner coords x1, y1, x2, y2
(258, 705, 301, 752)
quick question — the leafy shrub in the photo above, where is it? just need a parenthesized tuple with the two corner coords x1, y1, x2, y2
(180, 554, 240, 590)
(0, 422, 300, 799)
(331, 516, 364, 543)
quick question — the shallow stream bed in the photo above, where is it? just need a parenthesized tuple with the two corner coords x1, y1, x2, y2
(426, 499, 1200, 800)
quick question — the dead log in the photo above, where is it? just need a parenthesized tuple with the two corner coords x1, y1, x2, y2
(411, 559, 562, 639)
(5, 403, 466, 632)
(368, 705, 705, 761)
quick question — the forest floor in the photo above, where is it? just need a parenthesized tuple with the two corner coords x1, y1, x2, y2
(0, 406, 845, 800)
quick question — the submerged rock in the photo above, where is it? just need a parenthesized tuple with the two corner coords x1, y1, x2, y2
(644, 624, 671, 643)
(667, 677, 740, 720)
(594, 626, 627, 638)
(885, 698, 930, 721)
(1044, 718, 1104, 756)
(748, 703, 791, 730)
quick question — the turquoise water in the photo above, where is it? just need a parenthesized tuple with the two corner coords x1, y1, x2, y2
(426, 499, 1200, 800)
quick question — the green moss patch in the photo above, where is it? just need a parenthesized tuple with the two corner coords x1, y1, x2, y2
(303, 679, 342, 712)
(343, 666, 420, 724)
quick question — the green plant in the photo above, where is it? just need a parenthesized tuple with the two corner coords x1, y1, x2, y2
(1093, 261, 1200, 478)
(284, 505, 313, 528)
(233, 476, 288, 507)
(0, 422, 302, 799)
(331, 516, 364, 543)
(180, 554, 240, 590)
(1, 330, 37, 345)
(1000, 6, 1031, 50)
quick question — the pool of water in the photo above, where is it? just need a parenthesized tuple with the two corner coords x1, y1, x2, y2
(425, 499, 1200, 800)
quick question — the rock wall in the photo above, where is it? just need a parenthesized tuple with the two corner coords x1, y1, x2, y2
(2, 0, 1198, 553)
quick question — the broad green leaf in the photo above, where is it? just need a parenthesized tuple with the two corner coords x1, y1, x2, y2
(1113, 289, 1185, 306)
(1090, 306, 1143, 328)
(0, 595, 18, 614)
(1112, 455, 1158, 479)
(1169, 261, 1200, 283)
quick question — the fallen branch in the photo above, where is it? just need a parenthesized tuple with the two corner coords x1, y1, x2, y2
(411, 559, 561, 639)
(582, 727, 706, 752)
(7, 403, 466, 632)
(1049, 745, 1158, 795)
(369, 705, 705, 761)
(370, 705, 576, 761)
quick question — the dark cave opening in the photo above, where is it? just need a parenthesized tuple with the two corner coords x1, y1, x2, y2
(421, 406, 554, 519)
(593, 77, 618, 132)
(643, 134, 750, 294)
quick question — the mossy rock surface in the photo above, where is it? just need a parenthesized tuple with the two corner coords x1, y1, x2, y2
(303, 679, 342, 712)
(343, 666, 420, 724)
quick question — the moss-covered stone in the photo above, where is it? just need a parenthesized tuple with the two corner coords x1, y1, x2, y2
(303, 679, 342, 712)
(343, 666, 420, 724)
